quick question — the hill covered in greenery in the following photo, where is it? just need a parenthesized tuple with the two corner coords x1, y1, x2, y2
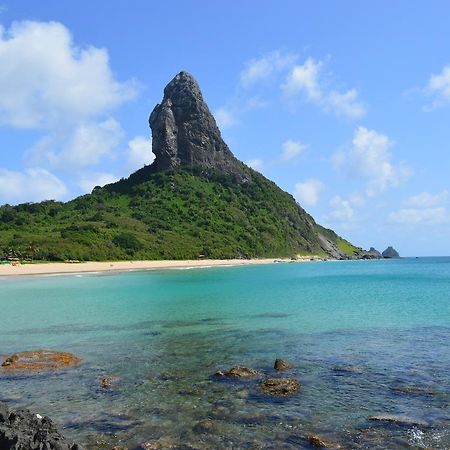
(0, 166, 361, 261)
(0, 72, 365, 261)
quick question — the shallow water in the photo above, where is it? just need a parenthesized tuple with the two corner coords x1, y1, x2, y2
(1, 258, 450, 449)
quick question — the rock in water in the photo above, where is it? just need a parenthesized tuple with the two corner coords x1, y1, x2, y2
(1, 350, 81, 371)
(215, 366, 260, 379)
(368, 247, 382, 258)
(368, 414, 428, 427)
(259, 378, 300, 396)
(274, 358, 292, 371)
(0, 401, 84, 449)
(382, 246, 400, 258)
(149, 71, 249, 181)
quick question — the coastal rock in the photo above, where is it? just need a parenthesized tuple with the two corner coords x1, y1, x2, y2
(0, 401, 84, 449)
(274, 358, 292, 371)
(99, 375, 121, 390)
(368, 414, 429, 427)
(259, 378, 300, 397)
(1, 350, 81, 371)
(140, 437, 177, 449)
(149, 71, 249, 181)
(215, 366, 260, 379)
(368, 247, 382, 258)
(332, 365, 365, 374)
(192, 419, 221, 434)
(286, 435, 342, 449)
(390, 385, 435, 395)
(306, 434, 343, 449)
(382, 246, 400, 258)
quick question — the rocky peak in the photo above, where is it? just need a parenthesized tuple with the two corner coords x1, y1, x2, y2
(368, 247, 382, 257)
(149, 71, 248, 180)
(382, 246, 400, 258)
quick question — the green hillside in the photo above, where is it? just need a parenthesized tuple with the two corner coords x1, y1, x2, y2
(0, 72, 366, 262)
(0, 166, 361, 261)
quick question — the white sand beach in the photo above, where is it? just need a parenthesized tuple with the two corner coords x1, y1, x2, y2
(0, 258, 293, 277)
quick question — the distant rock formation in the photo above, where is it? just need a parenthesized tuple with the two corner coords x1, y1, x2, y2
(149, 71, 249, 181)
(369, 247, 382, 257)
(382, 246, 400, 258)
(0, 401, 83, 449)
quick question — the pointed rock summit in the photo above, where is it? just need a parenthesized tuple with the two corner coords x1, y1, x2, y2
(149, 71, 248, 180)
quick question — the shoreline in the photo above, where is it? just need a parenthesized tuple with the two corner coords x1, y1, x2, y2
(0, 258, 308, 277)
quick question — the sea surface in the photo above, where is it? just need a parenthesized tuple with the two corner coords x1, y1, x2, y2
(1, 258, 449, 449)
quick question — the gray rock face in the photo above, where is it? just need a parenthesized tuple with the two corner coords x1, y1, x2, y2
(368, 247, 382, 257)
(382, 246, 400, 258)
(149, 71, 249, 181)
(0, 401, 83, 449)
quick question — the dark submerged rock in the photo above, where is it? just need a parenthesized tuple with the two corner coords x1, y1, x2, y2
(0, 401, 84, 449)
(274, 358, 292, 371)
(215, 366, 260, 379)
(192, 419, 221, 434)
(332, 365, 365, 374)
(259, 378, 300, 397)
(368, 414, 429, 427)
(390, 385, 435, 395)
(99, 375, 120, 390)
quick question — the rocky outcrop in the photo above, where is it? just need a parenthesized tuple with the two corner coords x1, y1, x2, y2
(259, 378, 300, 396)
(274, 358, 292, 371)
(368, 247, 382, 258)
(382, 246, 400, 258)
(1, 350, 81, 371)
(99, 375, 120, 390)
(215, 366, 260, 379)
(149, 71, 249, 181)
(368, 414, 428, 427)
(0, 401, 83, 449)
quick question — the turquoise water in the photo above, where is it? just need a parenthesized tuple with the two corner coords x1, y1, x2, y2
(1, 258, 449, 449)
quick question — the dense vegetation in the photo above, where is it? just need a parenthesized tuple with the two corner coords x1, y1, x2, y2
(0, 167, 359, 261)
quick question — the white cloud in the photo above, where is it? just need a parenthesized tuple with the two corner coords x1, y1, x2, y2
(0, 167, 67, 203)
(240, 50, 297, 87)
(327, 89, 367, 119)
(389, 190, 450, 226)
(294, 179, 324, 207)
(127, 136, 154, 171)
(281, 139, 307, 161)
(246, 158, 264, 171)
(329, 197, 354, 221)
(427, 65, 450, 105)
(214, 107, 237, 129)
(282, 58, 366, 119)
(79, 172, 118, 193)
(329, 195, 357, 221)
(0, 21, 137, 129)
(389, 207, 449, 225)
(333, 126, 412, 195)
(282, 58, 323, 100)
(28, 118, 124, 170)
(405, 190, 449, 208)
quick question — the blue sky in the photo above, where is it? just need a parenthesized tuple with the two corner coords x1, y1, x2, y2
(0, 1, 449, 256)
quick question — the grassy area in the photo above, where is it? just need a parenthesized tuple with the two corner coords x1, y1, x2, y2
(0, 167, 359, 261)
